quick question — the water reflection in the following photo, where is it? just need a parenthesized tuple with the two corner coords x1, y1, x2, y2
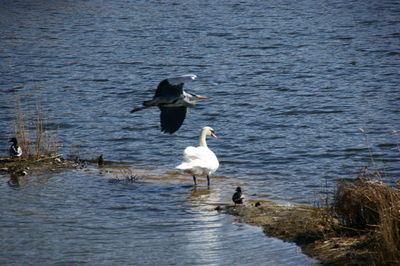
(183, 185, 316, 265)
(8, 174, 22, 188)
(0, 164, 317, 265)
(189, 186, 213, 201)
(7, 172, 29, 188)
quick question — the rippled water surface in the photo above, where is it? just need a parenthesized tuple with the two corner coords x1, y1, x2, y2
(1, 169, 314, 265)
(1, 0, 399, 264)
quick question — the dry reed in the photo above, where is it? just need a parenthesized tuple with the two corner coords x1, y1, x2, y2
(14, 97, 31, 156)
(13, 97, 59, 159)
(333, 176, 400, 263)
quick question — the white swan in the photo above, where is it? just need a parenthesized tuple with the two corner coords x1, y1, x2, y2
(176, 126, 219, 186)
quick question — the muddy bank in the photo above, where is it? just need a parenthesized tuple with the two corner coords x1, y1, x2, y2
(218, 202, 377, 265)
(0, 156, 77, 177)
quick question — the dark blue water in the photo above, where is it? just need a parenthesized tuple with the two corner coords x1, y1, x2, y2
(1, 0, 399, 264)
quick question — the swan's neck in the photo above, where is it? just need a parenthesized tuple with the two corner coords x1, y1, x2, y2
(198, 131, 208, 148)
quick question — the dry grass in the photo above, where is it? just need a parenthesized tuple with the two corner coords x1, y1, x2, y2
(14, 97, 31, 156)
(332, 128, 400, 263)
(13, 97, 59, 159)
(333, 176, 400, 264)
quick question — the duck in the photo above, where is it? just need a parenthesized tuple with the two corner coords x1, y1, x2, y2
(176, 126, 219, 186)
(232, 186, 244, 205)
(9, 137, 22, 158)
(97, 154, 104, 166)
(130, 74, 210, 134)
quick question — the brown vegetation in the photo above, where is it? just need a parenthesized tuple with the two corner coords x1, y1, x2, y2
(0, 98, 69, 178)
(13, 97, 59, 159)
(219, 174, 400, 265)
(333, 177, 400, 264)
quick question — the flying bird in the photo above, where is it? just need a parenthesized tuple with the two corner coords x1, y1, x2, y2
(9, 137, 22, 158)
(130, 74, 210, 134)
(176, 126, 219, 186)
(232, 186, 244, 205)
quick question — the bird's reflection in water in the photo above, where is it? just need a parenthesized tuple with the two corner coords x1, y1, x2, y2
(187, 186, 224, 207)
(190, 186, 211, 199)
(8, 174, 20, 188)
(182, 185, 232, 264)
(8, 172, 28, 188)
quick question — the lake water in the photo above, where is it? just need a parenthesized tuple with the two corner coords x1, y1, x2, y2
(0, 0, 399, 264)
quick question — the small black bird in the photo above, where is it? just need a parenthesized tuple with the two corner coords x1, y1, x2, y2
(9, 137, 22, 158)
(232, 186, 244, 205)
(98, 154, 104, 166)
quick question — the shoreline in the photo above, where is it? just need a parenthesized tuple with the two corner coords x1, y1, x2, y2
(217, 201, 377, 265)
(0, 156, 77, 178)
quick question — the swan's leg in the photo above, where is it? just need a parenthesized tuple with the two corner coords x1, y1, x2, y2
(207, 175, 210, 186)
(193, 175, 197, 185)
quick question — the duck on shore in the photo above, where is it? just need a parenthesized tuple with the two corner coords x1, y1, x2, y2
(232, 186, 244, 205)
(97, 154, 104, 166)
(9, 137, 22, 158)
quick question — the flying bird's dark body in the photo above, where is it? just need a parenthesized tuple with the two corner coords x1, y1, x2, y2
(131, 74, 209, 134)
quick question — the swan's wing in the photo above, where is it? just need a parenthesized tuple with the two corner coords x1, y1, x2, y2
(176, 158, 211, 174)
(176, 161, 207, 170)
(183, 147, 219, 169)
(182, 146, 208, 161)
(177, 146, 219, 176)
(159, 106, 187, 134)
(182, 146, 197, 160)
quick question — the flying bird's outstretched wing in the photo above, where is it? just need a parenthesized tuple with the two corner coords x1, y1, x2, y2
(159, 106, 187, 134)
(155, 80, 184, 99)
(154, 74, 196, 98)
